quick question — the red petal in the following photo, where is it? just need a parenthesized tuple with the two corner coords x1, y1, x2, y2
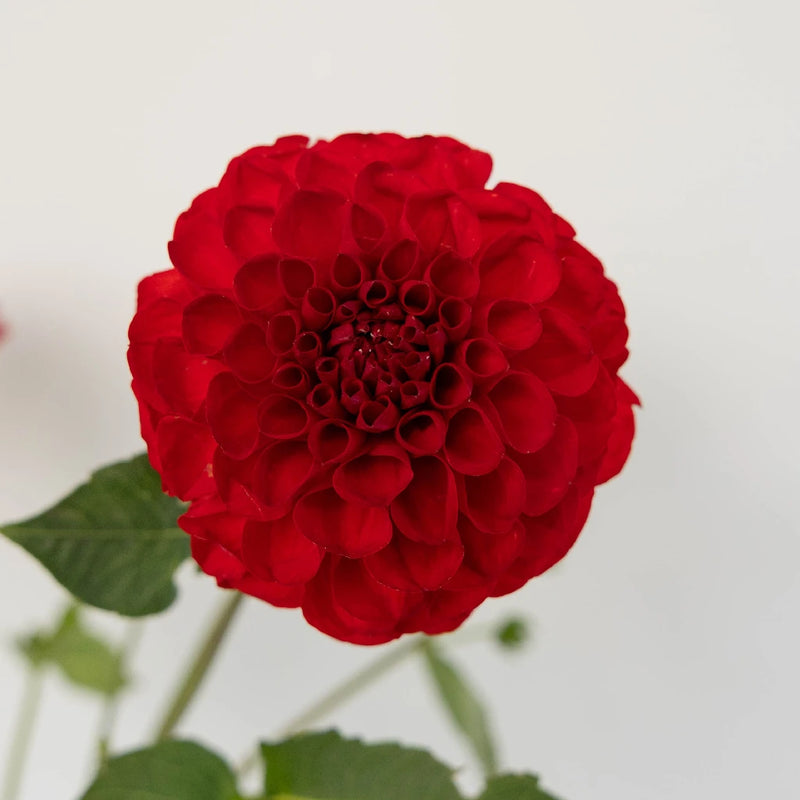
(430, 363, 473, 410)
(301, 287, 336, 330)
(354, 161, 426, 228)
(455, 338, 508, 384)
(155, 416, 216, 500)
(272, 189, 345, 259)
(516, 308, 600, 396)
(258, 394, 312, 439)
(314, 356, 339, 386)
(517, 486, 593, 578)
(252, 440, 316, 509)
(395, 409, 446, 455)
(129, 296, 184, 345)
(169, 190, 240, 290)
(351, 203, 387, 253)
(271, 364, 311, 397)
(596, 377, 637, 484)
(512, 415, 579, 516)
(191, 537, 246, 583)
(181, 500, 244, 551)
(405, 190, 482, 257)
(494, 182, 557, 247)
(306, 383, 346, 418)
(291, 331, 322, 366)
(478, 234, 561, 304)
(391, 456, 458, 544)
(459, 515, 523, 577)
(481, 299, 542, 351)
(444, 404, 504, 476)
(399, 380, 429, 409)
(443, 145, 492, 188)
(266, 311, 301, 356)
(233, 255, 284, 312)
(460, 187, 530, 241)
(278, 258, 315, 304)
(378, 239, 420, 283)
(308, 419, 367, 465)
(182, 505, 246, 581)
(136, 269, 194, 310)
(332, 559, 407, 626)
(365, 535, 463, 591)
(182, 295, 241, 355)
(340, 377, 369, 415)
(330, 254, 367, 297)
(223, 206, 275, 261)
(425, 252, 480, 299)
(294, 488, 393, 557)
(220, 152, 294, 208)
(230, 574, 303, 608)
(222, 323, 276, 383)
(398, 280, 436, 316)
(399, 585, 488, 636)
(359, 279, 395, 308)
(438, 297, 472, 343)
(460, 457, 526, 534)
(242, 516, 323, 584)
(333, 443, 413, 506)
(296, 148, 356, 195)
(152, 338, 225, 417)
(302, 558, 402, 645)
(355, 397, 400, 433)
(485, 371, 557, 453)
(556, 367, 617, 464)
(206, 372, 261, 458)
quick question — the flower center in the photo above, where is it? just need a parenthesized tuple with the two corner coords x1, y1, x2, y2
(327, 303, 433, 404)
(285, 283, 449, 433)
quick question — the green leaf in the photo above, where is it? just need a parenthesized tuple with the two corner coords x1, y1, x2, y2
(422, 640, 498, 775)
(477, 774, 564, 800)
(1, 454, 189, 616)
(18, 605, 127, 695)
(81, 740, 240, 800)
(261, 730, 463, 800)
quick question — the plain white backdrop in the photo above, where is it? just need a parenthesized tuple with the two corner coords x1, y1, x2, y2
(1, 1, 798, 798)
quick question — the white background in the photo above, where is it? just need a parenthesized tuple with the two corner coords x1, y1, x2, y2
(1, 1, 798, 798)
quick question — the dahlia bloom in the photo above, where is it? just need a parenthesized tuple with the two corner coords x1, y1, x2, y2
(128, 133, 637, 643)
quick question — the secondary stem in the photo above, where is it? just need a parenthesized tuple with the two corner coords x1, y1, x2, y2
(2, 668, 44, 800)
(97, 621, 144, 765)
(154, 591, 244, 741)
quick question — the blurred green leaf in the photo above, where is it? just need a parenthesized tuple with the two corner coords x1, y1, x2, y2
(18, 605, 127, 695)
(81, 740, 239, 800)
(261, 730, 462, 800)
(422, 640, 497, 775)
(1, 454, 189, 616)
(477, 774, 563, 800)
(495, 617, 530, 650)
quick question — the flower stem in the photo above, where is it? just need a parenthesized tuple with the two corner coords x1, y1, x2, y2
(238, 635, 425, 776)
(154, 591, 244, 741)
(2, 668, 43, 800)
(278, 634, 425, 736)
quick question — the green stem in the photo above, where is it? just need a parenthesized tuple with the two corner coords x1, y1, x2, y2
(278, 635, 425, 736)
(238, 635, 425, 776)
(2, 668, 44, 800)
(97, 621, 144, 765)
(154, 591, 244, 741)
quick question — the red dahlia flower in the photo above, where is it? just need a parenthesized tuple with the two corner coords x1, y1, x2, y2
(129, 133, 637, 644)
